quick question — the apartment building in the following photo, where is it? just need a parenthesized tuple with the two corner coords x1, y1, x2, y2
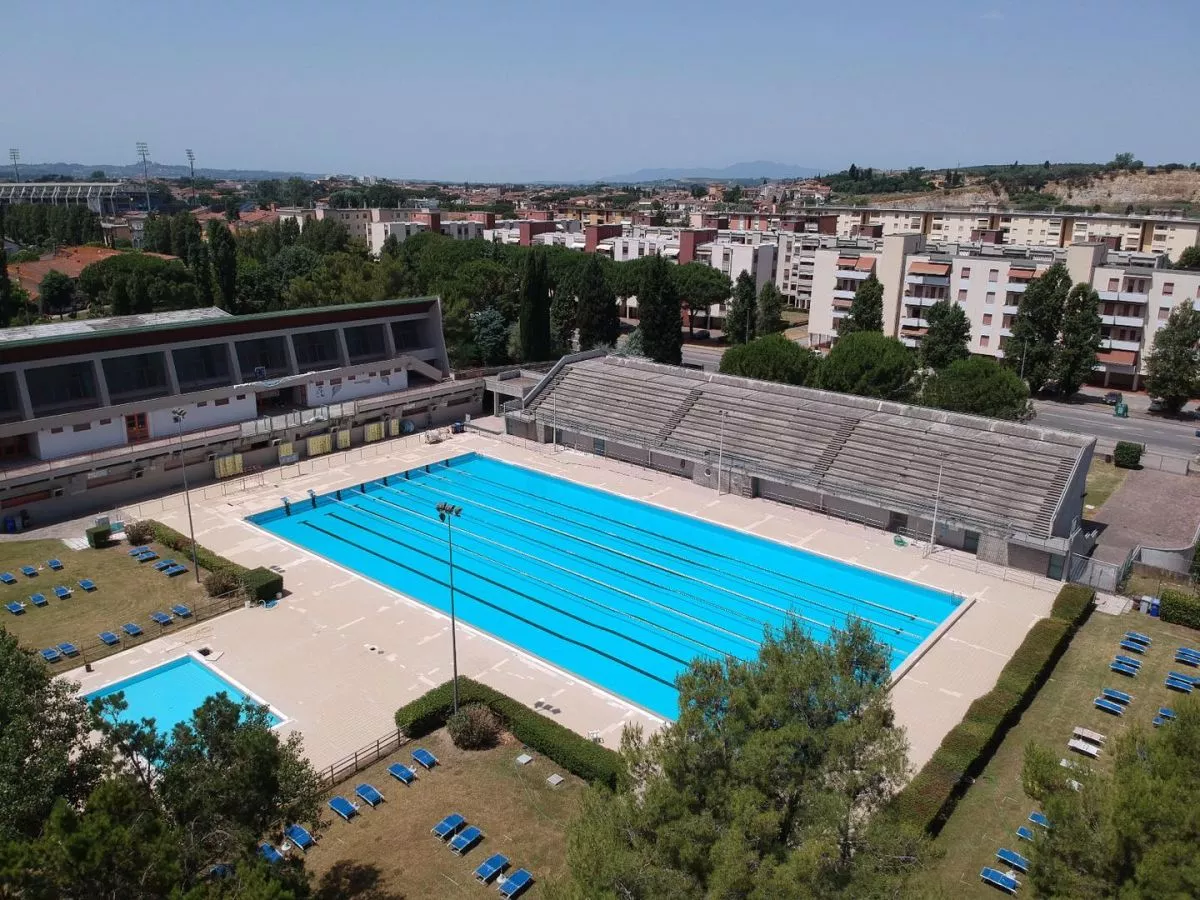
(367, 217, 483, 256)
(0, 299, 474, 523)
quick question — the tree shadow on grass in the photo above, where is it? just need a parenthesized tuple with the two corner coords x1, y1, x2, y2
(314, 861, 405, 900)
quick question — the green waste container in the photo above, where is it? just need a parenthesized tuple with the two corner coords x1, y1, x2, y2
(1114, 401, 1129, 418)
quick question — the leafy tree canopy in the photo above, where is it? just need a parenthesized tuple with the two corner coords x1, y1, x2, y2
(1145, 301, 1200, 413)
(840, 275, 884, 335)
(819, 331, 915, 400)
(921, 356, 1033, 421)
(919, 300, 970, 370)
(719, 333, 820, 386)
(1054, 283, 1103, 398)
(1006, 261, 1071, 392)
(724, 271, 757, 345)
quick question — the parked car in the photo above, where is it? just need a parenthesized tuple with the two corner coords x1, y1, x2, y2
(693, 329, 711, 340)
(1149, 398, 1165, 412)
(1103, 391, 1123, 405)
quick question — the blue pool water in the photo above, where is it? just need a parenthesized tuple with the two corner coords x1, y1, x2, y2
(85, 655, 281, 733)
(248, 453, 959, 718)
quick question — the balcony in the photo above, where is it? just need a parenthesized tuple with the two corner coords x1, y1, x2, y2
(834, 269, 872, 280)
(1102, 338, 1142, 352)
(903, 294, 940, 307)
(1000, 327, 1013, 337)
(832, 308, 849, 319)
(1098, 290, 1149, 304)
(1005, 282, 1027, 293)
(833, 289, 856, 301)
(905, 274, 950, 287)
(1102, 314, 1145, 328)
(900, 336, 919, 348)
(900, 316, 930, 329)
(1003, 304, 1021, 315)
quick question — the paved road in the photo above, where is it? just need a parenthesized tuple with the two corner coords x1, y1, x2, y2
(1033, 401, 1198, 456)
(682, 344, 725, 372)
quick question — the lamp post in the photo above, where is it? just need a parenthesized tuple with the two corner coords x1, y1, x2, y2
(716, 409, 728, 495)
(171, 408, 200, 583)
(925, 460, 945, 559)
(437, 501, 463, 713)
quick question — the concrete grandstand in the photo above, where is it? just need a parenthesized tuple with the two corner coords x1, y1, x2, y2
(505, 352, 1097, 580)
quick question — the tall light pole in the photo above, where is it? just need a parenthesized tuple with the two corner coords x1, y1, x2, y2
(925, 460, 945, 559)
(716, 409, 728, 495)
(171, 408, 201, 583)
(185, 149, 196, 206)
(136, 142, 151, 212)
(437, 501, 463, 713)
(7, 149, 19, 183)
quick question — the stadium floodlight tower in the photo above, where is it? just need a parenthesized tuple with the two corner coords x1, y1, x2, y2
(7, 149, 19, 182)
(436, 501, 464, 713)
(136, 142, 151, 212)
(185, 149, 196, 206)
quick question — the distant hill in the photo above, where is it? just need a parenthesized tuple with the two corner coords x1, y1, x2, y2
(6, 161, 324, 182)
(597, 161, 822, 184)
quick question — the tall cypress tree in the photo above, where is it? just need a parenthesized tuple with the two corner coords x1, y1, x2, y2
(725, 271, 757, 345)
(518, 249, 552, 361)
(638, 255, 682, 365)
(206, 221, 238, 313)
(1007, 261, 1069, 392)
(841, 275, 884, 335)
(1054, 283, 1102, 398)
(576, 254, 619, 350)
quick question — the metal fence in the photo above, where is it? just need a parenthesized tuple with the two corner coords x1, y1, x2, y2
(316, 729, 408, 790)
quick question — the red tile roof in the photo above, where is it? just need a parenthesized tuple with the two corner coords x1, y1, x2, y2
(7, 247, 176, 299)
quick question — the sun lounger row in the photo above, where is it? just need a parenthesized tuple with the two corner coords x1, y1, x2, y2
(0, 560, 64, 584)
(1175, 646, 1200, 666)
(39, 610, 196, 662)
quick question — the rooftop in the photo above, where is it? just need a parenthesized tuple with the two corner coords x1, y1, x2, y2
(0, 308, 233, 344)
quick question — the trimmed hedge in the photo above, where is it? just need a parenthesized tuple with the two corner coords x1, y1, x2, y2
(142, 520, 283, 600)
(887, 585, 1092, 835)
(1114, 440, 1144, 469)
(395, 677, 621, 788)
(85, 525, 111, 548)
(1161, 589, 1200, 629)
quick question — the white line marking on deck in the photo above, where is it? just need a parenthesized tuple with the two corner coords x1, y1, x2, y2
(337, 617, 365, 630)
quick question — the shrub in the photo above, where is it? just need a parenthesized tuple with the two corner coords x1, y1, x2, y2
(395, 677, 620, 787)
(1113, 440, 1144, 469)
(203, 569, 241, 598)
(1190, 543, 1200, 580)
(241, 567, 283, 603)
(446, 703, 501, 750)
(1050, 584, 1095, 628)
(122, 520, 155, 546)
(1161, 589, 1200, 629)
(85, 525, 111, 548)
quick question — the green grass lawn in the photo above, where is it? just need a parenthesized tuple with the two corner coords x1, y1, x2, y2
(1084, 459, 1128, 513)
(0, 538, 210, 659)
(925, 611, 1196, 898)
(304, 729, 582, 898)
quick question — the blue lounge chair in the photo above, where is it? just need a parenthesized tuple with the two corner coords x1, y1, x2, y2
(1028, 811, 1050, 829)
(171, 604, 192, 618)
(1168, 671, 1197, 685)
(1110, 661, 1138, 677)
(1154, 716, 1168, 727)
(47, 559, 62, 571)
(150, 611, 173, 626)
(0, 572, 16, 585)
(78, 579, 97, 592)
(128, 545, 151, 556)
(30, 593, 46, 607)
(1102, 688, 1133, 705)
(431, 812, 465, 840)
(1015, 825, 1035, 842)
(1125, 631, 1152, 645)
(475, 853, 509, 884)
(1165, 676, 1194, 694)
(122, 622, 143, 637)
(98, 631, 119, 646)
(153, 559, 175, 572)
(284, 823, 314, 851)
(1159, 707, 1177, 720)
(40, 647, 60, 663)
(1115, 654, 1142, 668)
(1175, 652, 1199, 667)
(388, 762, 416, 785)
(135, 551, 159, 563)
(53, 586, 72, 600)
(6, 601, 25, 615)
(1119, 640, 1145, 654)
(498, 869, 533, 899)
(58, 642, 78, 657)
(979, 867, 1019, 894)
(996, 847, 1030, 873)
(20, 565, 36, 577)
(164, 565, 187, 577)
(329, 796, 358, 821)
(449, 824, 482, 855)
(1178, 646, 1200, 659)
(355, 783, 384, 807)
(412, 748, 438, 770)
(260, 843, 284, 864)
(1095, 697, 1124, 715)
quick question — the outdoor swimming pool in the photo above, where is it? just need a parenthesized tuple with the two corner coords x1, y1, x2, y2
(84, 655, 282, 734)
(249, 453, 960, 718)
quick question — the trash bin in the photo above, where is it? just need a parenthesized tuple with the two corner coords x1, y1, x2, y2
(1150, 598, 1161, 617)
(1114, 401, 1129, 418)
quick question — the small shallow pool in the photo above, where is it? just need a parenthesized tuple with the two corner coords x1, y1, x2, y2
(84, 655, 282, 734)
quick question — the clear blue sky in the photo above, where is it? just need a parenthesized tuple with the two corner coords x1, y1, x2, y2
(6, 0, 1198, 182)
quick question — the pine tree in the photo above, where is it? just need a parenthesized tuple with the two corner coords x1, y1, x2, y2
(1146, 302, 1200, 414)
(518, 249, 552, 361)
(206, 221, 238, 312)
(1054, 283, 1102, 398)
(841, 275, 884, 335)
(575, 254, 619, 350)
(637, 255, 682, 364)
(755, 282, 786, 335)
(920, 300, 971, 370)
(189, 244, 214, 308)
(108, 275, 132, 316)
(725, 271, 757, 345)
(1007, 261, 1070, 392)
(549, 288, 576, 355)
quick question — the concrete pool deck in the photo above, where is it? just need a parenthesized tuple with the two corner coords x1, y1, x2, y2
(66, 422, 1056, 773)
